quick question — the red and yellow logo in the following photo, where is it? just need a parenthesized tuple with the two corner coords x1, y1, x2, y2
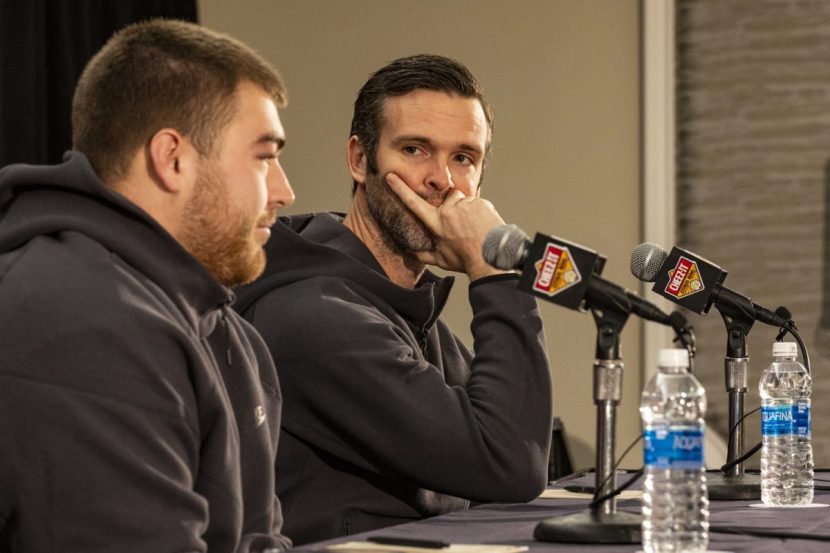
(665, 256, 704, 299)
(532, 244, 581, 296)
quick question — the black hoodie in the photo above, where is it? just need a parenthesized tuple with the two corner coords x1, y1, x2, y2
(0, 152, 290, 552)
(234, 212, 553, 545)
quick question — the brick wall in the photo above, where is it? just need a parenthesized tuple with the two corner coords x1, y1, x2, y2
(676, 0, 830, 466)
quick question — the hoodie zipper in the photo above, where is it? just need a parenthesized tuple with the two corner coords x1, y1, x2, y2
(417, 327, 429, 356)
(221, 303, 232, 366)
(417, 281, 449, 357)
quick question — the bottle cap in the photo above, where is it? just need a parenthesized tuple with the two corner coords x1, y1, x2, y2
(772, 341, 798, 357)
(657, 348, 690, 368)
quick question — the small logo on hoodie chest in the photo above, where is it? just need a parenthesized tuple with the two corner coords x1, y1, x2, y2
(254, 405, 266, 427)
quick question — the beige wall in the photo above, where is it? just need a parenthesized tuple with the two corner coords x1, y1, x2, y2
(200, 0, 642, 470)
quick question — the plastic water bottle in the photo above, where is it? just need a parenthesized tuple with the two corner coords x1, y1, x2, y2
(640, 348, 709, 553)
(760, 341, 813, 506)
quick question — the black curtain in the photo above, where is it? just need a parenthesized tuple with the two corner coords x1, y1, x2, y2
(0, 1, 198, 167)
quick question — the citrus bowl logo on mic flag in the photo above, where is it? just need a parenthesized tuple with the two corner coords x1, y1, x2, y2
(532, 243, 581, 296)
(665, 256, 704, 299)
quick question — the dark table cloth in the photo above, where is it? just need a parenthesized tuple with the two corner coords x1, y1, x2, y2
(289, 471, 830, 552)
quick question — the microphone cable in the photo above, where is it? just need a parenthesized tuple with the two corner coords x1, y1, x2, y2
(584, 439, 830, 540)
(720, 309, 812, 473)
(586, 321, 697, 500)
(589, 433, 644, 510)
(810, 474, 830, 490)
(772, 306, 810, 373)
(720, 406, 761, 474)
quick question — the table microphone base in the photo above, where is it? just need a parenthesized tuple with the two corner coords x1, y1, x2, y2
(534, 510, 641, 544)
(706, 472, 760, 500)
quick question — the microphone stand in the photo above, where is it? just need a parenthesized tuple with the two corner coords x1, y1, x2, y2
(535, 306, 641, 543)
(706, 303, 761, 500)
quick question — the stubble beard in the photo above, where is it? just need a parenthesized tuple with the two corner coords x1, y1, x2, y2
(179, 162, 271, 287)
(364, 170, 436, 255)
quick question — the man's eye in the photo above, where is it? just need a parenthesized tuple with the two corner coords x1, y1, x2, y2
(455, 154, 474, 165)
(402, 145, 421, 155)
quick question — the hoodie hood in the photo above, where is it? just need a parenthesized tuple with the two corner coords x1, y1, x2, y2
(0, 151, 230, 321)
(234, 212, 454, 330)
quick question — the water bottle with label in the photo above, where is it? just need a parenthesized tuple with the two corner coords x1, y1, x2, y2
(641, 348, 709, 553)
(760, 341, 813, 506)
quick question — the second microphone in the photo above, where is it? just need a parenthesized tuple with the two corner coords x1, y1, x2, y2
(482, 224, 687, 330)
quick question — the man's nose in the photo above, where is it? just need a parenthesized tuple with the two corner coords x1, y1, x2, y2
(426, 160, 454, 194)
(268, 159, 295, 208)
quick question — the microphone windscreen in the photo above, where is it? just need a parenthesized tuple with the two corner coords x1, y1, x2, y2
(774, 305, 792, 321)
(668, 310, 689, 331)
(630, 242, 668, 283)
(482, 224, 529, 270)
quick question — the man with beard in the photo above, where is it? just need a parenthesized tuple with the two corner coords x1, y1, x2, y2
(0, 20, 295, 552)
(234, 54, 553, 545)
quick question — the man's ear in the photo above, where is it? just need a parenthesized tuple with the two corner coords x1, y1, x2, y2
(147, 128, 197, 193)
(346, 135, 368, 186)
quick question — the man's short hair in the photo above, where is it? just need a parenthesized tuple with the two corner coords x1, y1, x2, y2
(349, 54, 494, 192)
(72, 19, 286, 183)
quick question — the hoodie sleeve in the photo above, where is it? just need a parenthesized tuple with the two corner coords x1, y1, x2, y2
(247, 275, 553, 503)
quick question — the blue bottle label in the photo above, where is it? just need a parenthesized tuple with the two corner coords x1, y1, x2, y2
(796, 400, 811, 438)
(643, 426, 704, 469)
(762, 402, 810, 437)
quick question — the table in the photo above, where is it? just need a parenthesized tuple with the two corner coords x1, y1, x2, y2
(288, 471, 830, 553)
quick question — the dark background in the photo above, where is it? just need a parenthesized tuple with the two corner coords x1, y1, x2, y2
(0, 0, 197, 167)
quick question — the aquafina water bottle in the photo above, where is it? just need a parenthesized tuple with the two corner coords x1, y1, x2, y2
(760, 341, 813, 506)
(641, 348, 709, 553)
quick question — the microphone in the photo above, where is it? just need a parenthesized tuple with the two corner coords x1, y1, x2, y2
(629, 242, 790, 328)
(483, 224, 686, 330)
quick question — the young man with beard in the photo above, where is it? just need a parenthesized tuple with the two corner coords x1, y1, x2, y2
(234, 54, 553, 545)
(0, 20, 295, 552)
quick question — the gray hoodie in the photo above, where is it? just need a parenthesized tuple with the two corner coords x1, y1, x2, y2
(0, 152, 290, 552)
(234, 212, 553, 545)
